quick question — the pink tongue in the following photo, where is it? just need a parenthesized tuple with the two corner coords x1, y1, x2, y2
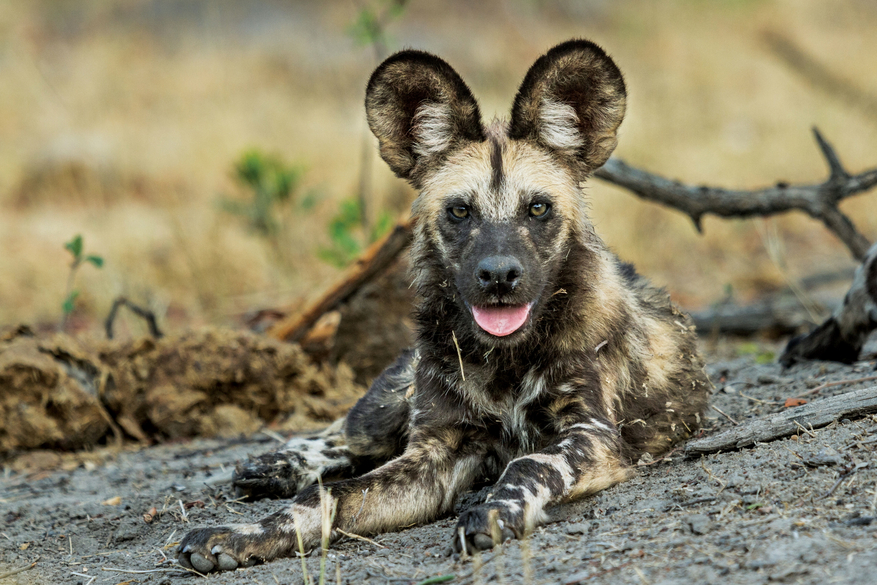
(472, 304, 531, 337)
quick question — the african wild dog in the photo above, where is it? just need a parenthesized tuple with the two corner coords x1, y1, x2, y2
(178, 39, 711, 573)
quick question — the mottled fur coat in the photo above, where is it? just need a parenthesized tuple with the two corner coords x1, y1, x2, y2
(178, 39, 711, 573)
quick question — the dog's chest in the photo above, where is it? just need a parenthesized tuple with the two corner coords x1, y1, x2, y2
(462, 364, 553, 455)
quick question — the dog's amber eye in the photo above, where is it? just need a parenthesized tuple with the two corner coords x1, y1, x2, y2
(529, 202, 550, 217)
(448, 205, 469, 220)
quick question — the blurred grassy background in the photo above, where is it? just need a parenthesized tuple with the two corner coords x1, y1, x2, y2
(1, 0, 875, 335)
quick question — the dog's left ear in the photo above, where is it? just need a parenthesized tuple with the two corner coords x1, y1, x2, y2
(509, 40, 626, 174)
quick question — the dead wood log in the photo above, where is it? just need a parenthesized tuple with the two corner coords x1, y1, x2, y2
(690, 295, 835, 337)
(593, 128, 876, 260)
(780, 241, 877, 365)
(267, 217, 414, 343)
(685, 385, 877, 455)
(690, 268, 860, 336)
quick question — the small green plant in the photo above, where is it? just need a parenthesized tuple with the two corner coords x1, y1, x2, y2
(737, 341, 776, 364)
(318, 198, 394, 268)
(347, 0, 411, 236)
(220, 149, 303, 237)
(348, 0, 409, 61)
(62, 234, 104, 326)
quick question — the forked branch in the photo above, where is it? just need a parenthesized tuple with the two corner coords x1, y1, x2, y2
(594, 128, 877, 260)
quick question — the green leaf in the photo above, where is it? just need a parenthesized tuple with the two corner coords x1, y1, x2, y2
(62, 290, 80, 315)
(299, 189, 320, 211)
(370, 210, 395, 242)
(347, 8, 381, 46)
(85, 255, 104, 268)
(236, 149, 265, 187)
(64, 235, 83, 259)
(737, 342, 759, 356)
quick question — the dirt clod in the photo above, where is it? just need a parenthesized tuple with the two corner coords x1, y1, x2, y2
(0, 327, 366, 454)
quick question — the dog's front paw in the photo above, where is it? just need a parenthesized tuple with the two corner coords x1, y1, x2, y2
(177, 526, 261, 573)
(233, 451, 311, 500)
(453, 506, 519, 554)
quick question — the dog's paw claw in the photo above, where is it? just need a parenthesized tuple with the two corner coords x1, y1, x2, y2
(189, 552, 215, 573)
(177, 527, 253, 574)
(233, 452, 307, 500)
(215, 552, 240, 571)
(453, 508, 518, 554)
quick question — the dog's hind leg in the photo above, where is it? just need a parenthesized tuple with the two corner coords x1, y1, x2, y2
(344, 348, 417, 460)
(232, 350, 418, 500)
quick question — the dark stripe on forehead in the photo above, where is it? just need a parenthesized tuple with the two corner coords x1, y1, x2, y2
(490, 135, 504, 191)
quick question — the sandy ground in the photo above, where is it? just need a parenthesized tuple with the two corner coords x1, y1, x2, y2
(2, 345, 877, 585)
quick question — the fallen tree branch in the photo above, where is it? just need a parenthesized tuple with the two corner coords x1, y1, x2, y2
(690, 294, 835, 337)
(780, 241, 877, 365)
(267, 218, 414, 343)
(685, 385, 877, 455)
(594, 128, 876, 260)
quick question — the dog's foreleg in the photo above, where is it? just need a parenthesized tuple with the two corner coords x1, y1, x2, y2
(178, 432, 482, 573)
(454, 415, 631, 552)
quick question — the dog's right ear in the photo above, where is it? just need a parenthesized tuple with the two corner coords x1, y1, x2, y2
(366, 50, 484, 188)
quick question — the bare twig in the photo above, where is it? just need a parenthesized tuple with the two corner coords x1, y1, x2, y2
(711, 405, 740, 425)
(700, 458, 727, 491)
(594, 129, 876, 260)
(0, 559, 38, 579)
(793, 420, 817, 439)
(70, 572, 95, 585)
(105, 296, 163, 340)
(336, 528, 386, 548)
(796, 375, 877, 398)
(822, 463, 869, 499)
(101, 566, 198, 576)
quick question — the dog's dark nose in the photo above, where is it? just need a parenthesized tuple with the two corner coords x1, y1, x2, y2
(476, 255, 522, 293)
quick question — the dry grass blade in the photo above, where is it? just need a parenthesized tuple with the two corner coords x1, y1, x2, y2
(335, 528, 385, 548)
(292, 509, 310, 585)
(452, 330, 465, 381)
(711, 405, 740, 425)
(317, 479, 337, 585)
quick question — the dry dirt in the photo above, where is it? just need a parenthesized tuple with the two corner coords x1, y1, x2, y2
(2, 338, 877, 585)
(0, 326, 365, 454)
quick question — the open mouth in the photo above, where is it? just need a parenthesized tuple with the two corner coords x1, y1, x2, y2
(471, 303, 533, 337)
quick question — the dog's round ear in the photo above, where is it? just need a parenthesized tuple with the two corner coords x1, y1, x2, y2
(366, 50, 484, 188)
(509, 40, 626, 175)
